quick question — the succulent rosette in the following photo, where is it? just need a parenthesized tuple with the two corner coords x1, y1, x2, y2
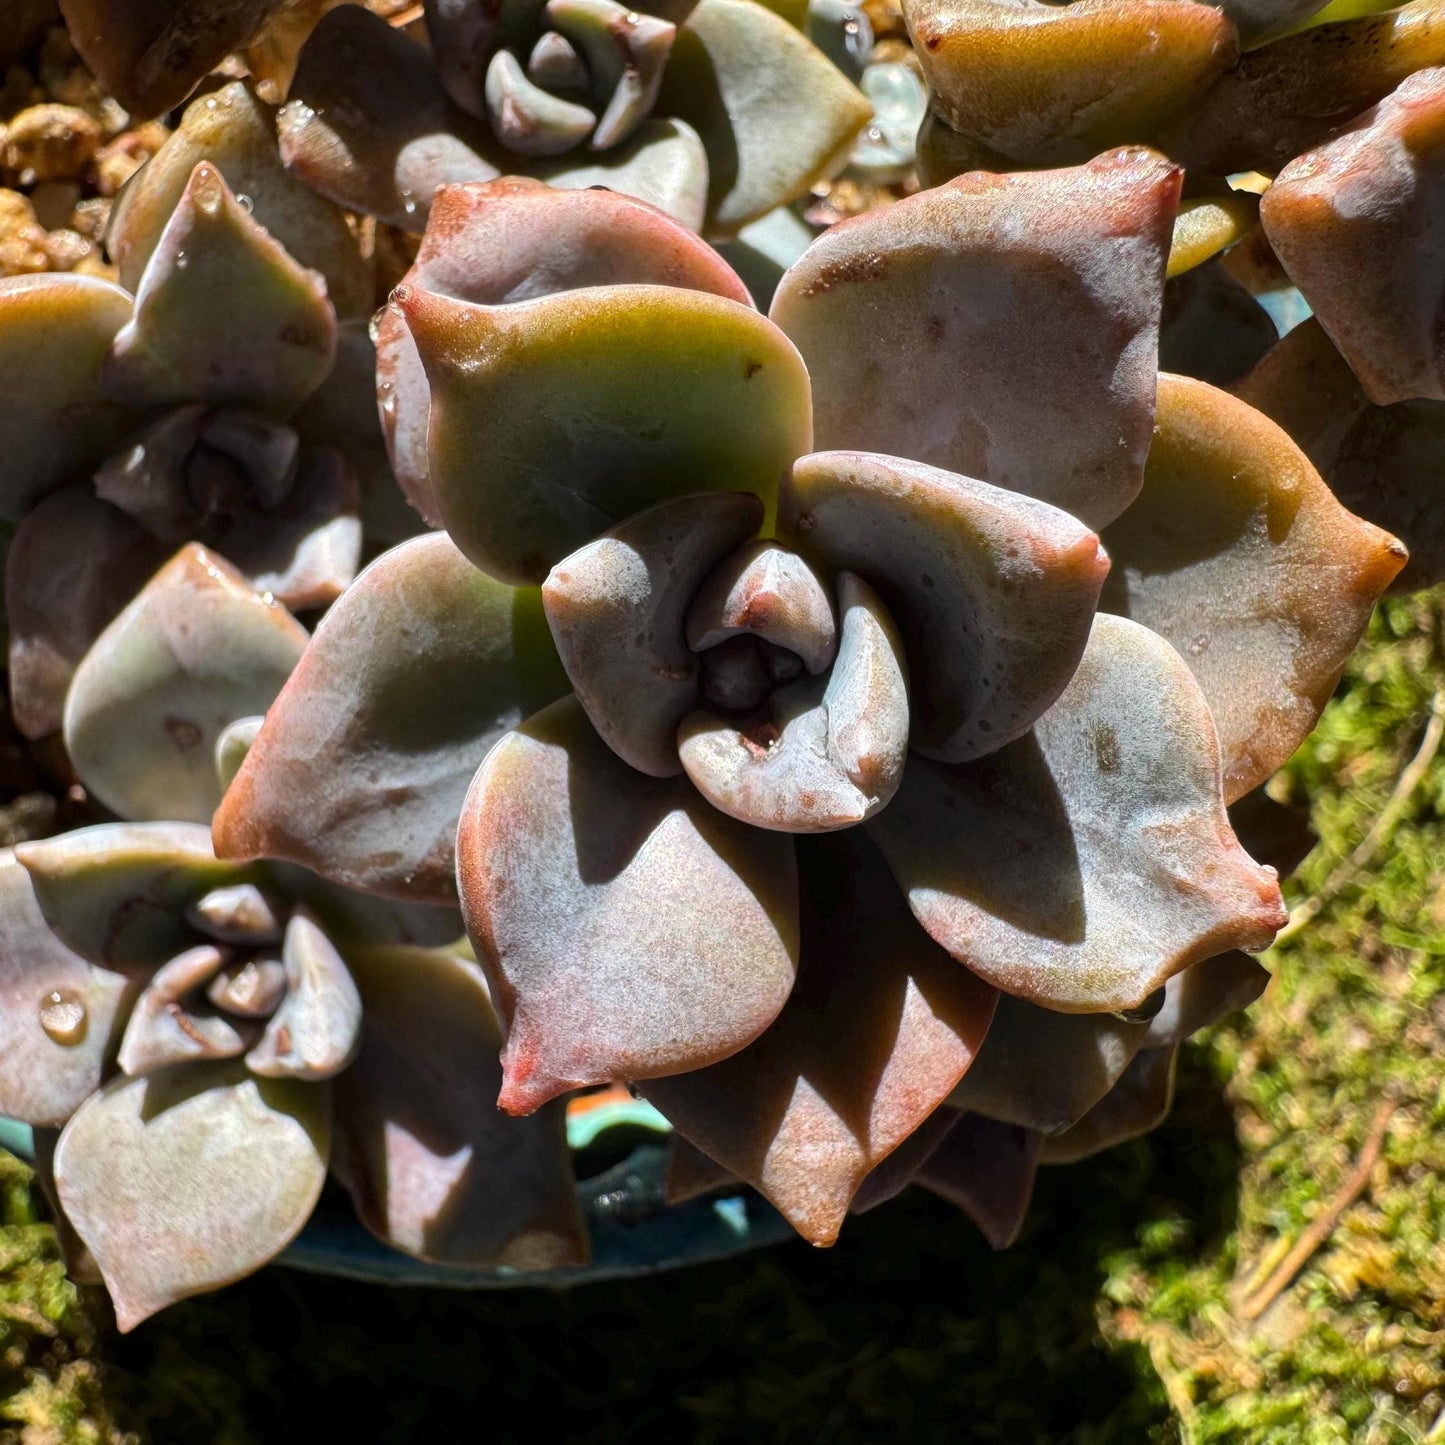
(0, 89, 389, 748)
(208, 160, 1403, 1250)
(905, 0, 1445, 594)
(268, 0, 870, 237)
(0, 542, 583, 1330)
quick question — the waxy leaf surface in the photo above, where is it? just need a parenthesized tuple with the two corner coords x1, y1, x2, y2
(334, 945, 587, 1268)
(542, 492, 764, 776)
(781, 452, 1106, 762)
(657, 0, 870, 233)
(457, 695, 800, 1114)
(916, 1112, 1041, 1250)
(214, 533, 569, 903)
(64, 546, 309, 825)
(54, 1062, 329, 1330)
(400, 282, 810, 584)
(106, 81, 370, 318)
(117, 946, 253, 1077)
(1102, 374, 1406, 802)
(770, 150, 1181, 529)
(1261, 67, 1445, 406)
(377, 177, 751, 524)
(5, 489, 165, 739)
(0, 851, 136, 1128)
(16, 822, 255, 969)
(0, 275, 135, 522)
(902, 0, 1235, 167)
(678, 572, 910, 832)
(279, 6, 505, 230)
(1163, 0, 1445, 175)
(1037, 1046, 1176, 1164)
(642, 829, 995, 1245)
(869, 614, 1287, 1013)
(101, 163, 336, 417)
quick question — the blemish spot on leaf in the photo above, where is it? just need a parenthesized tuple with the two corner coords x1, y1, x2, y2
(1091, 722, 1121, 775)
(164, 717, 204, 753)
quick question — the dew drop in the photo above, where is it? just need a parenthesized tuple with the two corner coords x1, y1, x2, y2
(236, 192, 254, 213)
(39, 989, 88, 1045)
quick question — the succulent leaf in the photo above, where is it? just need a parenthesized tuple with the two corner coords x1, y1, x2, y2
(101, 162, 337, 416)
(106, 81, 371, 319)
(1143, 950, 1270, 1051)
(457, 695, 801, 1114)
(245, 911, 362, 1080)
(846, 1103, 972, 1216)
(0, 275, 135, 523)
(1159, 258, 1277, 387)
(532, 117, 711, 229)
(542, 493, 765, 777)
(0, 851, 137, 1129)
(53, 1061, 330, 1332)
(1162, 0, 1445, 175)
(57, 0, 289, 119)
(868, 613, 1287, 1013)
(900, 0, 1236, 167)
(188, 882, 286, 945)
(1261, 67, 1445, 406)
(213, 534, 567, 903)
(64, 546, 309, 826)
(677, 572, 910, 833)
(333, 944, 588, 1268)
(279, 5, 505, 230)
(781, 452, 1108, 763)
(398, 281, 811, 585)
(1101, 374, 1407, 802)
(1168, 193, 1261, 280)
(117, 946, 255, 1077)
(15, 822, 256, 969)
(376, 177, 752, 525)
(656, 0, 871, 234)
(485, 47, 598, 155)
(4, 488, 165, 740)
(914, 1112, 1041, 1250)
(1036, 1046, 1176, 1164)
(770, 150, 1182, 529)
(945, 993, 1151, 1135)
(207, 956, 289, 1017)
(641, 829, 995, 1246)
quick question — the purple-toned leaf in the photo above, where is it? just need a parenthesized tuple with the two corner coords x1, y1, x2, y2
(397, 281, 811, 585)
(770, 149, 1181, 529)
(542, 492, 764, 777)
(1101, 374, 1407, 802)
(915, 1112, 1041, 1250)
(781, 451, 1107, 762)
(458, 695, 800, 1115)
(1159, 259, 1276, 388)
(278, 5, 505, 230)
(54, 1060, 329, 1330)
(1037, 1046, 1176, 1164)
(1144, 950, 1270, 1051)
(657, 0, 870, 233)
(333, 944, 588, 1268)
(100, 162, 337, 417)
(57, 0, 288, 119)
(245, 911, 361, 1080)
(641, 829, 995, 1245)
(105, 81, 371, 319)
(117, 946, 254, 1077)
(64, 545, 309, 825)
(869, 614, 1287, 1013)
(677, 572, 910, 832)
(0, 274, 135, 522)
(376, 177, 752, 525)
(0, 850, 137, 1128)
(213, 533, 569, 904)
(15, 822, 256, 969)
(5, 488, 165, 740)
(1261, 67, 1445, 406)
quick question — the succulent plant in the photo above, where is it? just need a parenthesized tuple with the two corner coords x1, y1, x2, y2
(0, 121, 381, 746)
(201, 165, 1401, 1252)
(271, 0, 871, 235)
(906, 0, 1445, 590)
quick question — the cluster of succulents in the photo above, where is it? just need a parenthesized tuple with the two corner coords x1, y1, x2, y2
(0, 0, 1435, 1331)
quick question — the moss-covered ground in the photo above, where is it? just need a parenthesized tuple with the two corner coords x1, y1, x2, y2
(2, 589, 1443, 1444)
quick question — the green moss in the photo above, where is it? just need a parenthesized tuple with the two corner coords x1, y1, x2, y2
(3, 589, 1445, 1442)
